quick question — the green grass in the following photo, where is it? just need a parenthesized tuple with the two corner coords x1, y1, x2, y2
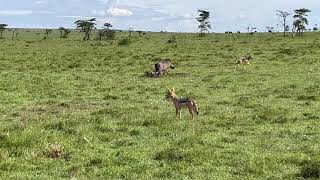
(1, 30, 320, 179)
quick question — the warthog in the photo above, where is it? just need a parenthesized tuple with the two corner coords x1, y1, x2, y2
(154, 58, 175, 76)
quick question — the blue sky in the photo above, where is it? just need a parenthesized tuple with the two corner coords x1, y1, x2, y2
(1, 0, 320, 32)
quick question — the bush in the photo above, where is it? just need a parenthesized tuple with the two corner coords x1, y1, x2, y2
(118, 37, 132, 46)
(97, 29, 116, 40)
(154, 148, 187, 161)
(167, 35, 177, 43)
(299, 160, 320, 179)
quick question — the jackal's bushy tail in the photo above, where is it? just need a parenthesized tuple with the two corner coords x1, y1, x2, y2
(192, 101, 199, 115)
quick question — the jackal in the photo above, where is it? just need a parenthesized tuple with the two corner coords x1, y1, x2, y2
(235, 55, 253, 66)
(155, 59, 175, 76)
(166, 88, 199, 119)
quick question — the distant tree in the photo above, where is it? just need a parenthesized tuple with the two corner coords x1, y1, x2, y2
(44, 29, 52, 39)
(246, 25, 251, 33)
(74, 18, 96, 41)
(250, 27, 257, 33)
(11, 29, 17, 40)
(97, 22, 116, 40)
(313, 24, 318, 32)
(266, 26, 275, 33)
(293, 8, 311, 36)
(137, 30, 143, 37)
(129, 27, 134, 37)
(62, 29, 71, 38)
(285, 25, 290, 32)
(276, 24, 280, 32)
(196, 10, 211, 35)
(104, 23, 112, 29)
(0, 24, 8, 39)
(98, 29, 115, 40)
(58, 27, 65, 38)
(277, 10, 291, 38)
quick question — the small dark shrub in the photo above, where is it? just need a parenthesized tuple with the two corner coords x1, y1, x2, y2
(45, 144, 71, 161)
(278, 48, 295, 56)
(87, 158, 103, 167)
(299, 160, 320, 179)
(167, 35, 177, 43)
(118, 37, 131, 46)
(97, 29, 116, 40)
(297, 95, 316, 101)
(154, 148, 187, 161)
(199, 33, 206, 37)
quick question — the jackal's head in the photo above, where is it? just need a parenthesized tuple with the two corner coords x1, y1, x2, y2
(164, 58, 175, 69)
(166, 87, 176, 101)
(170, 61, 175, 69)
(247, 55, 253, 60)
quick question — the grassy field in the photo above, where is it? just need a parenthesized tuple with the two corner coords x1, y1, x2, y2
(1, 29, 320, 179)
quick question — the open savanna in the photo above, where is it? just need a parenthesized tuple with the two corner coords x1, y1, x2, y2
(1, 30, 320, 179)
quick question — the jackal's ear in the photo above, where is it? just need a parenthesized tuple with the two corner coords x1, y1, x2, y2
(171, 87, 175, 92)
(168, 88, 172, 93)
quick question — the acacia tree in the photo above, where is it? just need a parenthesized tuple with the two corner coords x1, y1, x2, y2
(44, 29, 52, 39)
(129, 27, 134, 37)
(137, 31, 143, 36)
(266, 26, 275, 33)
(313, 24, 318, 32)
(58, 27, 71, 38)
(58, 27, 65, 37)
(11, 29, 17, 40)
(104, 23, 112, 29)
(97, 23, 115, 40)
(196, 10, 211, 35)
(62, 29, 71, 38)
(277, 10, 291, 38)
(0, 24, 8, 39)
(74, 18, 96, 41)
(293, 8, 311, 36)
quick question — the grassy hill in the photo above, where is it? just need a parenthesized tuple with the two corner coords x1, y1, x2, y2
(1, 30, 320, 179)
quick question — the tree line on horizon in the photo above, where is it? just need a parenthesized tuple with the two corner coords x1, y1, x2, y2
(0, 8, 317, 41)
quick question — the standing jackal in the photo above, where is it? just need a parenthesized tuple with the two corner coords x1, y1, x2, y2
(154, 59, 175, 76)
(166, 88, 199, 119)
(235, 55, 253, 68)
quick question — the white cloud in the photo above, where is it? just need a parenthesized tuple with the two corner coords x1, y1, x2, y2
(96, 18, 114, 24)
(37, 10, 55, 15)
(91, 10, 106, 16)
(0, 10, 33, 16)
(34, 0, 47, 5)
(106, 8, 133, 17)
(56, 15, 96, 19)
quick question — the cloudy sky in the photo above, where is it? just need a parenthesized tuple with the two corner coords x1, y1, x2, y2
(1, 0, 320, 32)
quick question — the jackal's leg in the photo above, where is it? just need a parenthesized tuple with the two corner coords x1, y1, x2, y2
(236, 64, 240, 70)
(177, 109, 181, 119)
(188, 106, 194, 119)
(176, 108, 179, 119)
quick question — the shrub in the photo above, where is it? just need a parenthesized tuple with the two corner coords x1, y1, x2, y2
(118, 37, 132, 46)
(154, 148, 187, 161)
(167, 35, 177, 43)
(97, 29, 116, 40)
(299, 160, 320, 179)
